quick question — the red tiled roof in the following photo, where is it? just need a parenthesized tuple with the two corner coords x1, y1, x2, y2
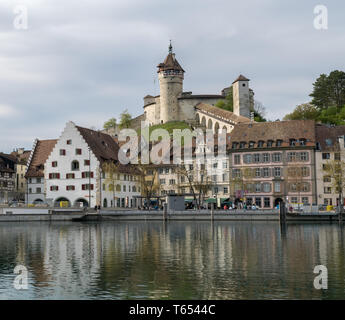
(25, 139, 57, 178)
(157, 53, 185, 73)
(229, 120, 316, 147)
(76, 126, 120, 163)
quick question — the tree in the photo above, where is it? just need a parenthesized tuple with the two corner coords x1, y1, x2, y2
(102, 161, 119, 207)
(323, 159, 345, 217)
(310, 70, 345, 109)
(136, 164, 160, 210)
(103, 118, 117, 130)
(215, 87, 233, 112)
(119, 109, 132, 129)
(283, 103, 320, 121)
(253, 100, 267, 122)
(176, 163, 213, 209)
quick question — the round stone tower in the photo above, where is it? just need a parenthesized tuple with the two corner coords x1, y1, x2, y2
(157, 42, 185, 124)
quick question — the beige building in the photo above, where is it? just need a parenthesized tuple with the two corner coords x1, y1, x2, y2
(11, 148, 31, 196)
(315, 124, 345, 207)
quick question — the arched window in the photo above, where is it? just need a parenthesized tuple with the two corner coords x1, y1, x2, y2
(132, 186, 137, 192)
(71, 160, 79, 171)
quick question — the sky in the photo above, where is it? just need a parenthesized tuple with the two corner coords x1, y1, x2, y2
(0, 0, 344, 153)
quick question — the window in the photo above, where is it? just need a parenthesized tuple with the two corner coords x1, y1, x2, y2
(60, 149, 66, 156)
(37, 178, 41, 183)
(255, 197, 262, 207)
(335, 153, 341, 160)
(212, 175, 217, 182)
(267, 140, 273, 147)
(66, 173, 75, 179)
(300, 152, 308, 161)
(290, 183, 297, 192)
(258, 141, 264, 148)
(52, 161, 58, 167)
(287, 152, 296, 162)
(264, 197, 270, 208)
(302, 167, 309, 177)
(29, 188, 32, 193)
(189, 165, 193, 170)
(50, 186, 59, 191)
(289, 139, 296, 146)
(165, 168, 169, 174)
(272, 153, 282, 162)
(276, 140, 282, 147)
(324, 198, 332, 205)
(102, 184, 106, 191)
(323, 164, 330, 170)
(232, 169, 241, 178)
(323, 176, 331, 183)
(255, 183, 261, 192)
(159, 168, 163, 174)
(181, 176, 185, 183)
(169, 179, 176, 185)
(123, 185, 126, 192)
(132, 186, 137, 192)
(82, 172, 94, 178)
(249, 141, 255, 148)
(67, 140, 72, 145)
(223, 162, 228, 169)
(262, 153, 270, 163)
(222, 173, 228, 182)
(243, 154, 252, 164)
(160, 179, 166, 184)
(240, 142, 246, 149)
(274, 182, 281, 193)
(213, 162, 218, 168)
(291, 197, 298, 203)
(84, 160, 90, 166)
(223, 187, 229, 194)
(302, 197, 309, 205)
(255, 168, 261, 178)
(82, 184, 94, 190)
(36, 187, 41, 193)
(322, 153, 330, 160)
(234, 154, 241, 164)
(214, 187, 219, 194)
(274, 167, 281, 177)
(232, 142, 238, 149)
(324, 187, 331, 194)
(302, 183, 309, 192)
(75, 148, 82, 155)
(66, 185, 75, 191)
(253, 154, 260, 163)
(263, 183, 271, 192)
(263, 168, 270, 177)
(71, 160, 79, 171)
(48, 173, 60, 179)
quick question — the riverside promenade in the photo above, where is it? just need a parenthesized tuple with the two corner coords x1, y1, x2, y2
(0, 207, 339, 222)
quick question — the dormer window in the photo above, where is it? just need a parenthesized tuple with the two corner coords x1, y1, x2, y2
(276, 140, 282, 147)
(289, 139, 296, 146)
(249, 141, 255, 148)
(240, 142, 246, 149)
(267, 140, 273, 147)
(299, 139, 306, 146)
(232, 142, 238, 149)
(258, 141, 264, 148)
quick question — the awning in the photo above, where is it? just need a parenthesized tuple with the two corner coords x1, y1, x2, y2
(205, 198, 216, 203)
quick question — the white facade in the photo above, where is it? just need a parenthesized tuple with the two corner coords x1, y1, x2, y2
(45, 122, 100, 207)
(233, 78, 251, 119)
(26, 177, 45, 204)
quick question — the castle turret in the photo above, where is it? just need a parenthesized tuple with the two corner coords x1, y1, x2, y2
(232, 74, 251, 119)
(157, 42, 184, 124)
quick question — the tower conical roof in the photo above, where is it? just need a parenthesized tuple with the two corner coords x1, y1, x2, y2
(157, 42, 185, 73)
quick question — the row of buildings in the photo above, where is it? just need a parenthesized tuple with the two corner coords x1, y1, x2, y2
(19, 118, 345, 210)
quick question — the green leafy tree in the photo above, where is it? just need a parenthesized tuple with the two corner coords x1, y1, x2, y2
(119, 109, 132, 129)
(215, 87, 233, 112)
(103, 117, 117, 130)
(310, 70, 345, 109)
(283, 103, 320, 121)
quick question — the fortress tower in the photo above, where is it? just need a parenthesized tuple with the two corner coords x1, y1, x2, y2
(232, 75, 251, 119)
(157, 42, 185, 123)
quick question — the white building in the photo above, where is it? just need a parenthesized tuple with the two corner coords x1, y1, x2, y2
(45, 121, 140, 208)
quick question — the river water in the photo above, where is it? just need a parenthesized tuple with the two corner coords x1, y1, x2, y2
(0, 221, 344, 299)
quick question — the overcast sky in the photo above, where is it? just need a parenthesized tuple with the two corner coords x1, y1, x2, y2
(0, 0, 344, 152)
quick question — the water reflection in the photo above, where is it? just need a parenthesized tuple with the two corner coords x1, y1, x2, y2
(0, 221, 344, 299)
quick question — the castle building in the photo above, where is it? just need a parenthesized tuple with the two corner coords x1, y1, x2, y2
(140, 43, 253, 132)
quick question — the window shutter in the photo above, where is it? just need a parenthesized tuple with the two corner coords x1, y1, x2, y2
(49, 173, 52, 179)
(91, 184, 94, 190)
(91, 172, 94, 178)
(57, 173, 60, 179)
(82, 172, 85, 178)
(50, 186, 52, 191)
(82, 184, 85, 190)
